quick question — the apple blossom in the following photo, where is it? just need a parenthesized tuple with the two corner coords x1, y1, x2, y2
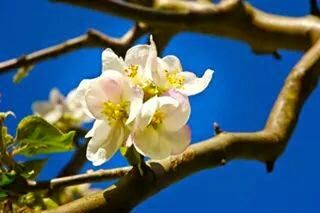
(32, 88, 92, 127)
(81, 71, 143, 166)
(128, 90, 191, 159)
(102, 36, 214, 97)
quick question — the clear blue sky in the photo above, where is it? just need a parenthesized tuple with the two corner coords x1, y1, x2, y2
(1, 0, 320, 212)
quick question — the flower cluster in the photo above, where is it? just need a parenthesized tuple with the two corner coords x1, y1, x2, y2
(32, 88, 92, 130)
(75, 36, 214, 166)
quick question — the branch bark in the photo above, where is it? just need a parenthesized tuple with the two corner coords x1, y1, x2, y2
(52, 0, 320, 53)
(46, 36, 320, 212)
(0, 26, 144, 74)
(26, 166, 130, 191)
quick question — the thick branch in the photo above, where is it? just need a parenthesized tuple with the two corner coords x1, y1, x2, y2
(53, 0, 320, 53)
(0, 26, 144, 74)
(47, 36, 320, 212)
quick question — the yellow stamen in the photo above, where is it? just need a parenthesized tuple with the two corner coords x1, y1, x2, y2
(150, 110, 164, 128)
(165, 70, 185, 88)
(142, 83, 160, 101)
(124, 64, 139, 78)
(102, 101, 129, 123)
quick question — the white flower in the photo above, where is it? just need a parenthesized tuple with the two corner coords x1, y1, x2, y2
(102, 36, 214, 97)
(32, 88, 92, 126)
(82, 71, 143, 166)
(128, 90, 191, 159)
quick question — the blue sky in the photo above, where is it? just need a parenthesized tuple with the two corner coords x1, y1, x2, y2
(1, 0, 320, 212)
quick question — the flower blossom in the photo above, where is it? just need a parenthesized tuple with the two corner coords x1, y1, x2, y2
(102, 36, 214, 97)
(74, 36, 213, 165)
(81, 71, 143, 166)
(32, 88, 92, 128)
(128, 90, 191, 159)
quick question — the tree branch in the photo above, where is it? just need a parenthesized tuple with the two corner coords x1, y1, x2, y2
(52, 0, 320, 54)
(26, 166, 130, 191)
(46, 34, 320, 212)
(0, 26, 144, 74)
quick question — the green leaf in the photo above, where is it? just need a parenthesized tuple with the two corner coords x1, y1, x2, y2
(13, 64, 34, 84)
(15, 116, 75, 156)
(0, 173, 16, 187)
(119, 146, 127, 156)
(21, 158, 48, 179)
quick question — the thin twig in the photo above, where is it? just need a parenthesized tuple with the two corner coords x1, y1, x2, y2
(27, 166, 130, 191)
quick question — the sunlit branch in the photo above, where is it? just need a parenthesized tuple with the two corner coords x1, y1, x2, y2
(26, 166, 130, 191)
(0, 26, 144, 74)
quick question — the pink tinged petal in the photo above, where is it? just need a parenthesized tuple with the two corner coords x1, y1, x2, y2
(143, 36, 158, 81)
(133, 126, 171, 160)
(102, 48, 126, 73)
(164, 125, 191, 155)
(178, 69, 214, 96)
(162, 55, 183, 73)
(85, 71, 124, 119)
(125, 86, 144, 125)
(161, 90, 191, 131)
(124, 44, 150, 68)
(86, 121, 125, 166)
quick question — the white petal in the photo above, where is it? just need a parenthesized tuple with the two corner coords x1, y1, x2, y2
(49, 88, 65, 105)
(143, 36, 158, 81)
(66, 88, 93, 123)
(133, 126, 171, 160)
(125, 86, 143, 125)
(102, 48, 126, 73)
(178, 69, 214, 96)
(85, 119, 105, 138)
(134, 96, 158, 130)
(125, 44, 150, 68)
(162, 55, 182, 73)
(85, 71, 124, 119)
(32, 102, 54, 116)
(72, 79, 95, 119)
(134, 96, 178, 130)
(157, 95, 179, 109)
(152, 58, 169, 88)
(86, 121, 124, 166)
(161, 90, 190, 131)
(164, 125, 191, 155)
(44, 105, 64, 123)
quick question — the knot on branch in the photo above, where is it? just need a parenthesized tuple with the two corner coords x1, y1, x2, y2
(265, 160, 275, 173)
(213, 122, 223, 135)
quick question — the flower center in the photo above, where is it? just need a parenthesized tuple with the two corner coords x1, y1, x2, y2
(150, 110, 164, 128)
(102, 101, 129, 123)
(124, 64, 139, 78)
(165, 70, 185, 89)
(142, 83, 160, 101)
